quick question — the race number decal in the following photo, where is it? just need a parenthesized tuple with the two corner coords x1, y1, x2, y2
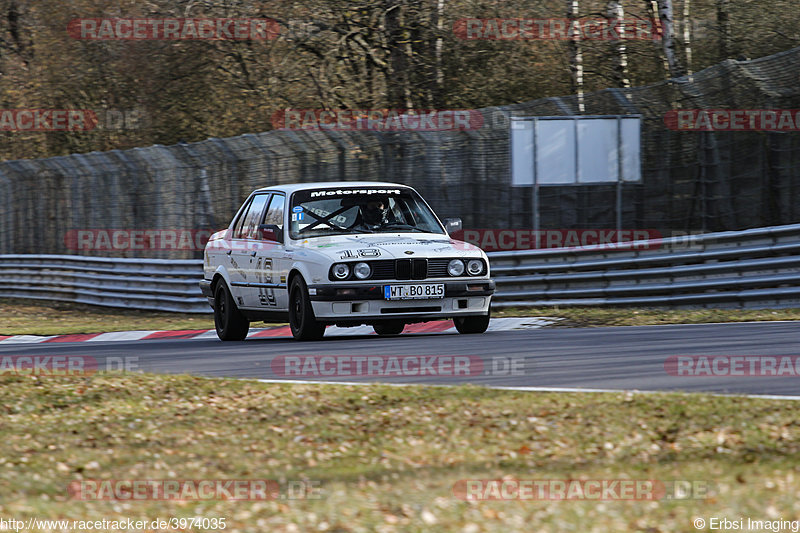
(256, 258, 277, 306)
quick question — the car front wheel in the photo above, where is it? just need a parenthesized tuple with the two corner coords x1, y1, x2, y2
(214, 282, 250, 341)
(289, 277, 326, 341)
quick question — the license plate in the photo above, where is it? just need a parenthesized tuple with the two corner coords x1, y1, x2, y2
(384, 284, 444, 300)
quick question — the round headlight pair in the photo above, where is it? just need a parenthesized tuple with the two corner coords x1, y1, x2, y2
(448, 259, 484, 276)
(467, 259, 484, 275)
(332, 263, 350, 280)
(332, 262, 371, 280)
(447, 259, 465, 276)
(353, 262, 371, 279)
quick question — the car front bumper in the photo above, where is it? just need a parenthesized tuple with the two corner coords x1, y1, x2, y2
(200, 279, 213, 298)
(307, 280, 494, 321)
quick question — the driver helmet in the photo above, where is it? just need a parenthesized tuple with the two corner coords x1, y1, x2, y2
(361, 198, 389, 225)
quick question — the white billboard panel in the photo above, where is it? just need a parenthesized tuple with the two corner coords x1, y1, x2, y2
(621, 117, 642, 182)
(510, 116, 641, 186)
(536, 120, 576, 185)
(577, 118, 619, 183)
(510, 120, 534, 186)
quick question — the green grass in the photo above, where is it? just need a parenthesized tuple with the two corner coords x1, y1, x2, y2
(494, 306, 800, 327)
(1, 373, 799, 532)
(3, 298, 800, 336)
(0, 298, 215, 335)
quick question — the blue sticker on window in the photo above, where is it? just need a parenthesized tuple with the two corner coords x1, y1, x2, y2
(292, 206, 303, 213)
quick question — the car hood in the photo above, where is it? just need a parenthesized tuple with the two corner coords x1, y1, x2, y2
(296, 233, 484, 261)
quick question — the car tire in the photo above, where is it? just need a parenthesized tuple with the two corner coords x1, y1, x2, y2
(373, 321, 405, 336)
(454, 312, 490, 334)
(214, 282, 250, 341)
(289, 277, 326, 341)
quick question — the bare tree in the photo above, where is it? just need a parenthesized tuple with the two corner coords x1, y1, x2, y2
(716, 0, 731, 60)
(0, 0, 31, 70)
(430, 0, 445, 107)
(650, 0, 685, 78)
(385, 0, 413, 109)
(606, 0, 630, 88)
(683, 0, 693, 74)
(567, 0, 584, 112)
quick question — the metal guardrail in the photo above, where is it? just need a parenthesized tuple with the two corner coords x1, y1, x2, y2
(490, 223, 800, 309)
(0, 255, 208, 313)
(1, 223, 799, 313)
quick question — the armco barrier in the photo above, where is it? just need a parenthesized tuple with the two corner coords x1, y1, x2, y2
(1, 223, 799, 313)
(0, 255, 207, 313)
(490, 223, 800, 309)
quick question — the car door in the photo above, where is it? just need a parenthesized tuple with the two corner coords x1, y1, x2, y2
(229, 193, 270, 308)
(224, 195, 252, 297)
(250, 193, 289, 310)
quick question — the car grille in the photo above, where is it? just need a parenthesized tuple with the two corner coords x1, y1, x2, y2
(370, 260, 396, 280)
(367, 259, 452, 280)
(396, 259, 427, 280)
(427, 259, 451, 278)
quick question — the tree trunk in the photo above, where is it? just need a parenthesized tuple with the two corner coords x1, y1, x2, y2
(716, 0, 731, 60)
(385, 1, 412, 109)
(606, 0, 630, 88)
(432, 0, 445, 107)
(646, 0, 670, 79)
(424, 0, 446, 107)
(655, 0, 684, 78)
(567, 0, 584, 112)
(683, 0, 693, 75)
(2, 0, 29, 69)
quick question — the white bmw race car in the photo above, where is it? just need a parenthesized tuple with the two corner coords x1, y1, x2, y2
(200, 181, 495, 341)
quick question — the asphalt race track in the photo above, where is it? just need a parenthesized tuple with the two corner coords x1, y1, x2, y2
(2, 321, 799, 398)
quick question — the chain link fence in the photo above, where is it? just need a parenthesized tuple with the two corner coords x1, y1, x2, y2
(1, 47, 800, 259)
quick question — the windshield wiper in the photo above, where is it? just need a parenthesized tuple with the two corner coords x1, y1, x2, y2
(298, 223, 353, 234)
(302, 227, 373, 236)
(377, 223, 425, 232)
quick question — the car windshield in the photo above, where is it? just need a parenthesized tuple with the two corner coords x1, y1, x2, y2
(289, 187, 445, 239)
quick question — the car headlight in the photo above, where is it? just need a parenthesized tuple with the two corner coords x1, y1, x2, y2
(467, 259, 484, 275)
(332, 263, 350, 280)
(354, 262, 371, 279)
(447, 259, 465, 276)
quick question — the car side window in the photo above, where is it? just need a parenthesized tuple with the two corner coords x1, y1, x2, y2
(232, 197, 253, 239)
(237, 194, 269, 239)
(263, 194, 285, 231)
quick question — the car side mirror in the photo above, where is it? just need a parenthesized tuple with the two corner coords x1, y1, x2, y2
(258, 224, 283, 243)
(443, 218, 462, 234)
